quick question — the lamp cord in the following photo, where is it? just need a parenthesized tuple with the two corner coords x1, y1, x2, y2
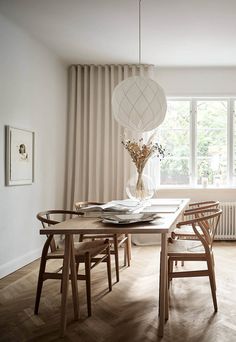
(139, 0, 142, 65)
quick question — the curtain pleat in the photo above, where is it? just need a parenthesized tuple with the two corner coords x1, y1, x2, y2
(65, 64, 153, 208)
(65, 66, 77, 209)
(74, 65, 81, 198)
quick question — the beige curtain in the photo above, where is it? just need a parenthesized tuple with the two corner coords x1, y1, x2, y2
(65, 64, 154, 209)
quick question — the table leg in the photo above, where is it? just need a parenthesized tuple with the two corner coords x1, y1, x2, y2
(70, 235, 79, 321)
(60, 234, 72, 337)
(158, 232, 168, 337)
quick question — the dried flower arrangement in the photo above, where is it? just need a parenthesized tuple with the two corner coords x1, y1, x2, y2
(122, 132, 166, 200)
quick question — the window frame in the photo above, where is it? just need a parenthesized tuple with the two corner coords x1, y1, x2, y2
(158, 97, 236, 189)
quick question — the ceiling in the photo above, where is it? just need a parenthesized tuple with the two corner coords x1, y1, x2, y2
(1, 0, 236, 67)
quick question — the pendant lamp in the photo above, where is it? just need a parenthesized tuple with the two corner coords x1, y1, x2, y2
(112, 0, 167, 132)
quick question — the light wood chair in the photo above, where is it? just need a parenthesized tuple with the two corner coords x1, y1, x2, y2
(171, 201, 220, 240)
(75, 201, 132, 281)
(172, 201, 220, 267)
(75, 201, 132, 283)
(168, 208, 222, 312)
(35, 210, 112, 317)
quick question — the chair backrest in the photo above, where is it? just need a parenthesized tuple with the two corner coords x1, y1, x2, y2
(184, 201, 220, 225)
(177, 208, 222, 253)
(187, 200, 219, 211)
(37, 210, 80, 252)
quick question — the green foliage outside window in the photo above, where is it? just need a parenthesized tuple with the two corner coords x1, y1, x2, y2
(158, 99, 228, 186)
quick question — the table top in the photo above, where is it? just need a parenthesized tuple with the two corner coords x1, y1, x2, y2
(40, 198, 190, 235)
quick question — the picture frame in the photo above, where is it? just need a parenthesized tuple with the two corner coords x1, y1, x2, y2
(5, 126, 35, 186)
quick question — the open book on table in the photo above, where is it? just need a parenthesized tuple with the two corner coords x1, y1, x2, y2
(77, 199, 146, 216)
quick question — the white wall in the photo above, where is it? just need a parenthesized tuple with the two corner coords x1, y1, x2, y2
(0, 14, 67, 278)
(155, 67, 236, 97)
(154, 67, 236, 203)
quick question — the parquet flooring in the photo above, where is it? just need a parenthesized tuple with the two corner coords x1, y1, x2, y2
(0, 242, 236, 342)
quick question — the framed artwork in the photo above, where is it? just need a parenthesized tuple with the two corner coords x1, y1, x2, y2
(5, 126, 35, 186)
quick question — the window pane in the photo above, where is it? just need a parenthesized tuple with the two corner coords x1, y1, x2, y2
(161, 101, 190, 129)
(196, 157, 227, 185)
(196, 100, 227, 185)
(158, 129, 189, 157)
(197, 129, 227, 157)
(197, 101, 227, 129)
(160, 159, 190, 185)
(159, 101, 190, 185)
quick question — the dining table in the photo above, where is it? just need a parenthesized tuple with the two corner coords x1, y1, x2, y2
(40, 198, 190, 338)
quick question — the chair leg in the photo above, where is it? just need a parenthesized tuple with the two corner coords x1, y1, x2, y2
(127, 234, 131, 267)
(123, 238, 129, 267)
(209, 254, 217, 292)
(106, 243, 112, 292)
(85, 252, 92, 317)
(211, 254, 217, 292)
(113, 235, 119, 282)
(34, 236, 53, 315)
(124, 239, 127, 266)
(73, 262, 80, 295)
(60, 278, 63, 294)
(171, 259, 174, 274)
(207, 257, 218, 312)
(165, 261, 169, 321)
(168, 257, 173, 288)
(34, 256, 47, 314)
(212, 252, 215, 268)
(158, 251, 162, 316)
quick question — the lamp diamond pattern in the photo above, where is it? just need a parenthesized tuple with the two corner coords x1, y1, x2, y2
(112, 76, 167, 132)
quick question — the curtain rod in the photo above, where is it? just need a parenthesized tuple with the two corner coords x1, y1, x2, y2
(70, 63, 154, 68)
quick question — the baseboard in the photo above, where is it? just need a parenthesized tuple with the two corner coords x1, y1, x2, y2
(0, 248, 42, 279)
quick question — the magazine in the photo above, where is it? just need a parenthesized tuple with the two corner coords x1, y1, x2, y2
(77, 199, 146, 215)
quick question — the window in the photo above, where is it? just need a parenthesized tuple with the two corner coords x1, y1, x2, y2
(158, 98, 235, 187)
(158, 101, 191, 185)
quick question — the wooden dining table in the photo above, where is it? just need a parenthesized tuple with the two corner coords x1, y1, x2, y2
(40, 198, 189, 338)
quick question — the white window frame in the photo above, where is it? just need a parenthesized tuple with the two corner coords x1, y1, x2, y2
(158, 97, 236, 189)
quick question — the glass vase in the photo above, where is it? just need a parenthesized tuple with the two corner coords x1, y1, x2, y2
(126, 171, 155, 201)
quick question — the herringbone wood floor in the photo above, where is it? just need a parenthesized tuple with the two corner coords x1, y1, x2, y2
(0, 242, 236, 342)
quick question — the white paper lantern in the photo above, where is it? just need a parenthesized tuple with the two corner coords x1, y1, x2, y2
(112, 76, 167, 132)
